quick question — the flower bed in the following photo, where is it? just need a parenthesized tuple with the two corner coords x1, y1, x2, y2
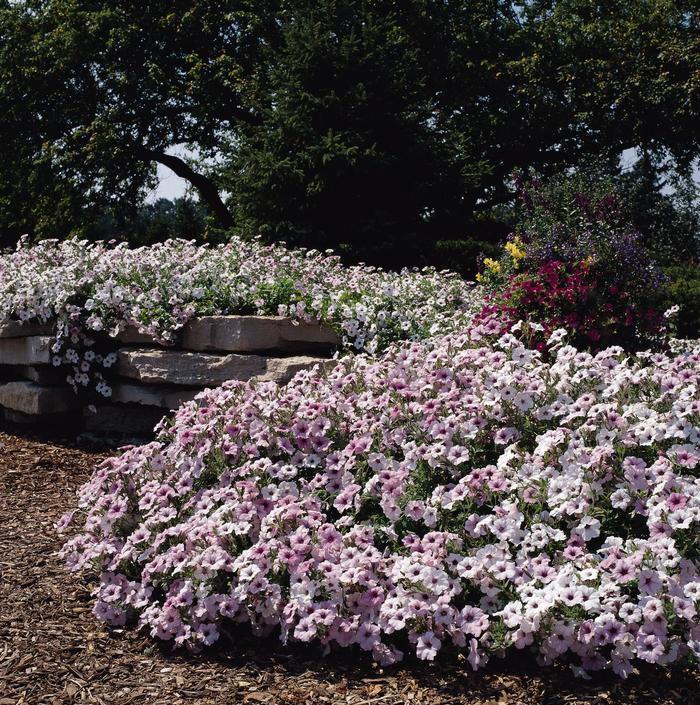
(0, 237, 482, 396)
(60, 328, 700, 676)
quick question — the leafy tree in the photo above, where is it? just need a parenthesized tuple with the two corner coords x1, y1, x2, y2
(227, 0, 700, 264)
(226, 1, 476, 264)
(0, 0, 698, 265)
(616, 156, 699, 264)
(0, 0, 269, 244)
(90, 197, 209, 245)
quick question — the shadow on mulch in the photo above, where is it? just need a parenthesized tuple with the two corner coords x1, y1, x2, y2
(152, 626, 700, 705)
(0, 424, 697, 705)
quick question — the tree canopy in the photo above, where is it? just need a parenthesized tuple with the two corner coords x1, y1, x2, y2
(1, 0, 698, 263)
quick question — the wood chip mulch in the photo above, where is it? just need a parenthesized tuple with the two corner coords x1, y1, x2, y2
(0, 425, 698, 705)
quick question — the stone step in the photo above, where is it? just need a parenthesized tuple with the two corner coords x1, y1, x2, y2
(0, 336, 53, 366)
(115, 326, 160, 345)
(3, 408, 43, 424)
(116, 348, 329, 387)
(0, 320, 54, 338)
(180, 316, 340, 353)
(0, 380, 78, 415)
(111, 382, 200, 409)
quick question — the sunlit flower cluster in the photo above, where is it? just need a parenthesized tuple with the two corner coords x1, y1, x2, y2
(477, 258, 666, 352)
(475, 174, 670, 352)
(60, 328, 700, 676)
(0, 236, 481, 395)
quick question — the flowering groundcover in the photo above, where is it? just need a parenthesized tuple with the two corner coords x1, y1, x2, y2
(0, 237, 481, 395)
(59, 328, 700, 676)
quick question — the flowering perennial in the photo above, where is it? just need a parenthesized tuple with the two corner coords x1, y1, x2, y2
(476, 173, 668, 352)
(60, 329, 700, 675)
(0, 236, 481, 394)
(478, 259, 665, 351)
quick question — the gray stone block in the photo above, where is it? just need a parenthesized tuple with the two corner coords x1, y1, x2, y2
(117, 348, 328, 386)
(0, 380, 78, 415)
(0, 336, 53, 365)
(3, 408, 41, 424)
(12, 365, 67, 386)
(0, 320, 54, 338)
(115, 325, 159, 345)
(2, 407, 79, 427)
(180, 316, 340, 353)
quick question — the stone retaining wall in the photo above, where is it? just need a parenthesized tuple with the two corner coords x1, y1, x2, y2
(0, 316, 340, 437)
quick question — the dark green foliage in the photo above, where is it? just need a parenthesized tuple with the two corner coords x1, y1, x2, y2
(0, 0, 698, 268)
(662, 265, 700, 339)
(225, 1, 515, 267)
(228, 0, 700, 266)
(0, 0, 266, 243)
(90, 198, 209, 246)
(431, 239, 501, 278)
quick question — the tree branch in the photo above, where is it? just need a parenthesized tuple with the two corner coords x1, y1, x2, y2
(135, 146, 234, 229)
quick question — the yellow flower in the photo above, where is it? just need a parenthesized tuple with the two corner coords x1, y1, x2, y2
(476, 272, 483, 281)
(483, 258, 501, 273)
(505, 239, 525, 261)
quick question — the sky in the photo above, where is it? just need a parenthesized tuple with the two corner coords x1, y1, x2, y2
(147, 161, 190, 202)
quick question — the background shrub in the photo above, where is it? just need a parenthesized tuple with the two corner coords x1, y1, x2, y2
(1, 1, 698, 268)
(477, 172, 667, 350)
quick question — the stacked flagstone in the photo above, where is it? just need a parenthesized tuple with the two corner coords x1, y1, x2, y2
(0, 316, 339, 436)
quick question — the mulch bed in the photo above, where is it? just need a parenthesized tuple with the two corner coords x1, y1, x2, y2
(0, 426, 698, 705)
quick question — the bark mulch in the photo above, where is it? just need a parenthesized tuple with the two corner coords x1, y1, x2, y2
(0, 425, 698, 705)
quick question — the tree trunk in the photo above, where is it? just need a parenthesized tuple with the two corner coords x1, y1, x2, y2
(136, 147, 234, 229)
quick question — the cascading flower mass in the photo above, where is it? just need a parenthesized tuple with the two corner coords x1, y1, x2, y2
(59, 329, 700, 676)
(0, 236, 482, 394)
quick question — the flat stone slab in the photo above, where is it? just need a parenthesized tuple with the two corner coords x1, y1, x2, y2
(0, 380, 78, 415)
(10, 365, 67, 386)
(115, 325, 160, 345)
(0, 320, 54, 338)
(3, 408, 43, 425)
(111, 383, 200, 409)
(0, 336, 53, 366)
(180, 316, 340, 353)
(117, 348, 328, 386)
(83, 404, 165, 435)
